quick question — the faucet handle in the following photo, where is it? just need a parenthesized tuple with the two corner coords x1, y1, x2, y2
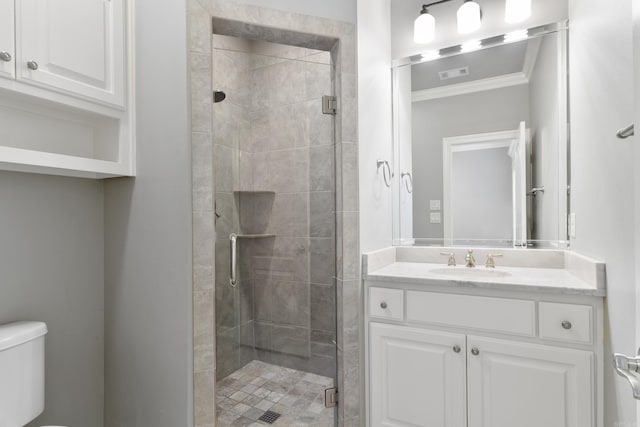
(440, 252, 456, 266)
(485, 253, 503, 268)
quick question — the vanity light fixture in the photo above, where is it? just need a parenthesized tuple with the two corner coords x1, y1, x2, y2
(504, 29, 528, 43)
(505, 0, 531, 23)
(460, 39, 482, 52)
(414, 5, 436, 44)
(414, 0, 482, 44)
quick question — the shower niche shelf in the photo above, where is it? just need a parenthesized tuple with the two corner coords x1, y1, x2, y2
(235, 234, 275, 239)
(234, 190, 276, 236)
(232, 190, 276, 195)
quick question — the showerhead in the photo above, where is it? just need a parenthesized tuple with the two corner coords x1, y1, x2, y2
(213, 90, 226, 103)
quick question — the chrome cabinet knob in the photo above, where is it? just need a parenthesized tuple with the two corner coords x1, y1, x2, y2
(380, 302, 388, 309)
(561, 320, 572, 330)
(471, 347, 480, 356)
(27, 60, 38, 70)
(453, 345, 461, 353)
(0, 51, 11, 62)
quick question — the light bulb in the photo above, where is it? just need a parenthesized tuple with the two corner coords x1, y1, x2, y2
(414, 10, 436, 44)
(457, 1, 481, 34)
(505, 0, 531, 24)
(420, 50, 441, 62)
(504, 29, 528, 43)
(460, 40, 482, 52)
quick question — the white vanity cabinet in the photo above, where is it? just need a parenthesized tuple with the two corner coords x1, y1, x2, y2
(0, 0, 15, 79)
(366, 286, 603, 427)
(466, 336, 593, 427)
(0, 0, 134, 178)
(15, 0, 125, 108)
(370, 323, 467, 427)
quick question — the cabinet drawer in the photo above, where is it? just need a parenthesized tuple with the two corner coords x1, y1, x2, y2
(406, 291, 535, 336)
(369, 287, 404, 321)
(539, 302, 593, 344)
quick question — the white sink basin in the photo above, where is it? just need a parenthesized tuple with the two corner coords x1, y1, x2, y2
(429, 267, 512, 279)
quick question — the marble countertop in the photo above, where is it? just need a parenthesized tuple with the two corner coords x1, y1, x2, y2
(363, 247, 606, 297)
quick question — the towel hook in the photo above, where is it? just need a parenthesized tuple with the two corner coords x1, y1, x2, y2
(401, 172, 413, 194)
(377, 160, 393, 188)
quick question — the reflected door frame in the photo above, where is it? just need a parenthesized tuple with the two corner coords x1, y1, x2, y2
(442, 129, 524, 245)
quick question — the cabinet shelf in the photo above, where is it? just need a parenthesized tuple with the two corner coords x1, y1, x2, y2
(0, 146, 130, 178)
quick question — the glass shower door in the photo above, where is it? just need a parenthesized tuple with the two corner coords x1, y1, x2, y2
(212, 34, 338, 426)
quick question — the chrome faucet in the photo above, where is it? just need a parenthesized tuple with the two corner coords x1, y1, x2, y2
(485, 253, 503, 268)
(465, 250, 476, 268)
(440, 252, 456, 266)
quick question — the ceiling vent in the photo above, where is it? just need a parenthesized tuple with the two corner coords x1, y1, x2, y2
(439, 66, 469, 80)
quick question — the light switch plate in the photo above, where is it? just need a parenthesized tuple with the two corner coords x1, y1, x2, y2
(568, 213, 576, 238)
(430, 212, 441, 224)
(430, 200, 441, 211)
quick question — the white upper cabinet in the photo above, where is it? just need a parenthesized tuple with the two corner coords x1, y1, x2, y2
(0, 0, 134, 178)
(16, 0, 125, 108)
(0, 0, 15, 79)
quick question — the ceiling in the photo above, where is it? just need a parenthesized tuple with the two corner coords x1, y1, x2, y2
(411, 38, 529, 91)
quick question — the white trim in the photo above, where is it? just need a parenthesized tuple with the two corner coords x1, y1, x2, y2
(442, 130, 520, 245)
(522, 37, 542, 81)
(412, 72, 528, 103)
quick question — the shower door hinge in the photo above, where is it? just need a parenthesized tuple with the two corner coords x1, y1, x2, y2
(324, 387, 338, 408)
(322, 95, 337, 115)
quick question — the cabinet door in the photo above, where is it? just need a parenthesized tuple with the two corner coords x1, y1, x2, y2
(467, 336, 593, 427)
(369, 323, 466, 427)
(16, 0, 125, 107)
(0, 0, 14, 79)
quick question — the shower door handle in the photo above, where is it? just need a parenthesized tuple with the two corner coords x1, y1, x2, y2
(229, 233, 237, 287)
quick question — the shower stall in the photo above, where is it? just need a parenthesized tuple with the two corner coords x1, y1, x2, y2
(211, 34, 338, 425)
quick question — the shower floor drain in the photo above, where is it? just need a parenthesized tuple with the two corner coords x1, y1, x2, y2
(258, 410, 281, 424)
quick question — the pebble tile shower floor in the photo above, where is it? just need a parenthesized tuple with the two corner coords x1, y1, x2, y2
(216, 360, 335, 426)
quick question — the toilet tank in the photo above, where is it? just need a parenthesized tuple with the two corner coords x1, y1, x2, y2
(0, 321, 48, 427)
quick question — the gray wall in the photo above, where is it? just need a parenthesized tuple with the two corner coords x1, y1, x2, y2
(568, 0, 637, 425)
(0, 172, 104, 427)
(103, 0, 193, 425)
(412, 84, 530, 238)
(358, 0, 394, 253)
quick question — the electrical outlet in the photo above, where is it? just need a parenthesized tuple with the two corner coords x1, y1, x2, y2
(430, 212, 441, 224)
(430, 200, 441, 211)
(568, 213, 576, 238)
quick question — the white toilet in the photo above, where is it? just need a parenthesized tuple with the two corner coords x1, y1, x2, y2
(0, 321, 65, 427)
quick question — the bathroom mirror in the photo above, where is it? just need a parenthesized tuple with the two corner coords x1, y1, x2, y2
(392, 22, 569, 248)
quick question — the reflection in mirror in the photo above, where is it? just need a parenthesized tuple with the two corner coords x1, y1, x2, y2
(392, 24, 569, 248)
